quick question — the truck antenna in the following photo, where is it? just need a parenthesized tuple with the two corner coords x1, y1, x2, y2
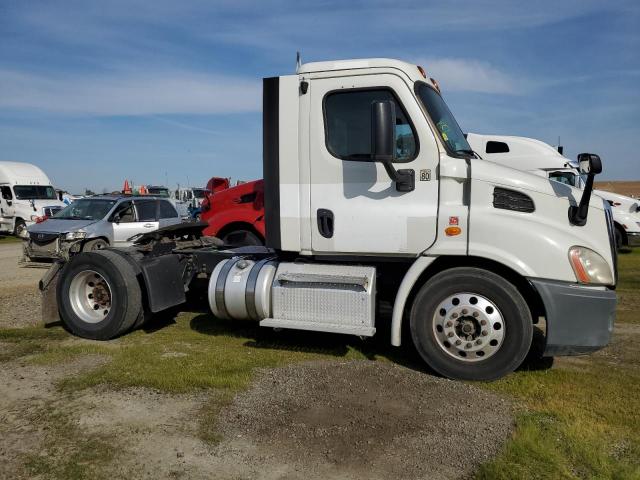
(296, 51, 301, 73)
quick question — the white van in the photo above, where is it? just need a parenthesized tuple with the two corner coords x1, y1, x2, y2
(0, 161, 66, 236)
(466, 133, 640, 248)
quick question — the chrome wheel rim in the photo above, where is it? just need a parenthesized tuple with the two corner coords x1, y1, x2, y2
(432, 292, 505, 362)
(68, 270, 112, 324)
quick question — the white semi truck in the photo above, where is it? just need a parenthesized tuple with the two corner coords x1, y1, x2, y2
(42, 59, 617, 381)
(466, 133, 640, 248)
(0, 161, 66, 236)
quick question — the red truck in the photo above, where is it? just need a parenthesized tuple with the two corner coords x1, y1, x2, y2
(200, 177, 265, 246)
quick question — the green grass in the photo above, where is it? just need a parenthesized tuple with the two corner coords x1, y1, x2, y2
(0, 234, 21, 243)
(0, 250, 639, 478)
(476, 248, 640, 479)
(22, 397, 117, 480)
(616, 248, 640, 324)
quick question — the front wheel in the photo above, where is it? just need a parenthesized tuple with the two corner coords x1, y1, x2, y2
(13, 219, 26, 237)
(410, 267, 533, 381)
(614, 227, 624, 250)
(83, 238, 109, 252)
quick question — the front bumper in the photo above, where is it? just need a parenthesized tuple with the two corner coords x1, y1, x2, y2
(530, 279, 617, 356)
(24, 236, 82, 261)
(627, 231, 640, 247)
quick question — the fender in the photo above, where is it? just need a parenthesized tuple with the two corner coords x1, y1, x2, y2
(390, 256, 436, 346)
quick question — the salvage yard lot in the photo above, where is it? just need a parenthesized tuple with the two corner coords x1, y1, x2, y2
(0, 245, 639, 479)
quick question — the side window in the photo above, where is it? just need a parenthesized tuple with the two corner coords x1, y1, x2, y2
(114, 201, 135, 223)
(1, 186, 12, 200)
(324, 89, 417, 162)
(159, 200, 178, 219)
(136, 200, 157, 221)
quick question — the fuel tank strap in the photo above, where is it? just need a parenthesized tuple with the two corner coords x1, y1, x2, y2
(245, 257, 272, 321)
(214, 257, 241, 320)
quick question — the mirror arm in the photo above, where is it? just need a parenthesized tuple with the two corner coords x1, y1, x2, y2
(381, 159, 400, 181)
(569, 173, 595, 226)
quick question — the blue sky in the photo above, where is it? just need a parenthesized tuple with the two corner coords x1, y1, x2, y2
(1, 0, 638, 193)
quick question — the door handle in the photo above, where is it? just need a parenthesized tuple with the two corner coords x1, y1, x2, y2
(317, 209, 334, 238)
(143, 223, 155, 228)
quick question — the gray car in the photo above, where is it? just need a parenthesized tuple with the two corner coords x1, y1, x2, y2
(24, 195, 183, 260)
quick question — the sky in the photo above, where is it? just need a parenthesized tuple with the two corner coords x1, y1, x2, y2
(0, 0, 638, 193)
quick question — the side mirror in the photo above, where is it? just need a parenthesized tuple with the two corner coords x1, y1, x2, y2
(569, 153, 603, 226)
(112, 214, 121, 224)
(371, 101, 396, 162)
(370, 101, 415, 192)
(578, 153, 602, 175)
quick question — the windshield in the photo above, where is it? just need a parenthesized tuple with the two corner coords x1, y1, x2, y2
(53, 199, 116, 220)
(13, 185, 57, 200)
(193, 189, 207, 199)
(147, 187, 169, 198)
(415, 83, 472, 156)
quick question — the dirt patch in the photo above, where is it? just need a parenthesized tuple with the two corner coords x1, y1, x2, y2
(0, 242, 47, 329)
(0, 355, 109, 478)
(595, 181, 640, 198)
(213, 361, 514, 480)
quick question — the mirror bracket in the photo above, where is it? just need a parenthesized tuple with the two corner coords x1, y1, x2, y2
(569, 153, 602, 226)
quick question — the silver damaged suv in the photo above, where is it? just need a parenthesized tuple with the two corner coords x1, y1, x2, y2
(24, 195, 182, 260)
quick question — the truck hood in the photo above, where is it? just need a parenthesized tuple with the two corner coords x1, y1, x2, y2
(27, 218, 98, 234)
(472, 159, 604, 210)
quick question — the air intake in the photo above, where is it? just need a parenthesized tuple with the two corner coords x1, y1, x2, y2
(493, 187, 535, 213)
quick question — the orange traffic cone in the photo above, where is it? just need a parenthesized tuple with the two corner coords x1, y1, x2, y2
(123, 179, 132, 194)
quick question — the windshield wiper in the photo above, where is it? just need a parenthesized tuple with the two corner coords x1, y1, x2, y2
(454, 149, 483, 159)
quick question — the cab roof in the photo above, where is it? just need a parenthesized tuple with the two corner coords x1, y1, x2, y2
(297, 58, 431, 85)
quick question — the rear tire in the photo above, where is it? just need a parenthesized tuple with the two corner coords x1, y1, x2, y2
(410, 267, 533, 381)
(57, 250, 142, 340)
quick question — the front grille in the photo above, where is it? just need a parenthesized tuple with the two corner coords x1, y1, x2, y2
(493, 187, 535, 213)
(604, 203, 618, 285)
(30, 232, 59, 246)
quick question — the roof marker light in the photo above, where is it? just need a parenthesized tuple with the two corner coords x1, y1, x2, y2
(417, 65, 427, 79)
(430, 77, 441, 93)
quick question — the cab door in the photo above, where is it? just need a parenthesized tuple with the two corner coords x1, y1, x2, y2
(308, 73, 440, 255)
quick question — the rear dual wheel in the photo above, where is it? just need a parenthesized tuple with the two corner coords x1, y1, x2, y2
(57, 250, 144, 340)
(410, 267, 533, 381)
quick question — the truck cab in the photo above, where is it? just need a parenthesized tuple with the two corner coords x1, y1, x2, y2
(0, 161, 65, 236)
(50, 58, 618, 381)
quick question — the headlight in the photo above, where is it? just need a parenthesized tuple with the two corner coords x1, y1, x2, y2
(568, 246, 613, 285)
(64, 231, 87, 240)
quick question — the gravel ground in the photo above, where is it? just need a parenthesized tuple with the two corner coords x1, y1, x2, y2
(213, 360, 514, 480)
(0, 242, 47, 328)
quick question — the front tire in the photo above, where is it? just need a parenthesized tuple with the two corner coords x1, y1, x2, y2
(410, 267, 533, 381)
(13, 219, 26, 237)
(57, 250, 142, 340)
(83, 238, 109, 252)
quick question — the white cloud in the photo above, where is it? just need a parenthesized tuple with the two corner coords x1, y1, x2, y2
(0, 70, 261, 116)
(416, 58, 523, 95)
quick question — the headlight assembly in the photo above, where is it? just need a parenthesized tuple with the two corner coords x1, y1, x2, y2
(568, 246, 614, 285)
(64, 231, 87, 241)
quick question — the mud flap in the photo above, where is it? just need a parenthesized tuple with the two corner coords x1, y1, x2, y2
(39, 261, 63, 326)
